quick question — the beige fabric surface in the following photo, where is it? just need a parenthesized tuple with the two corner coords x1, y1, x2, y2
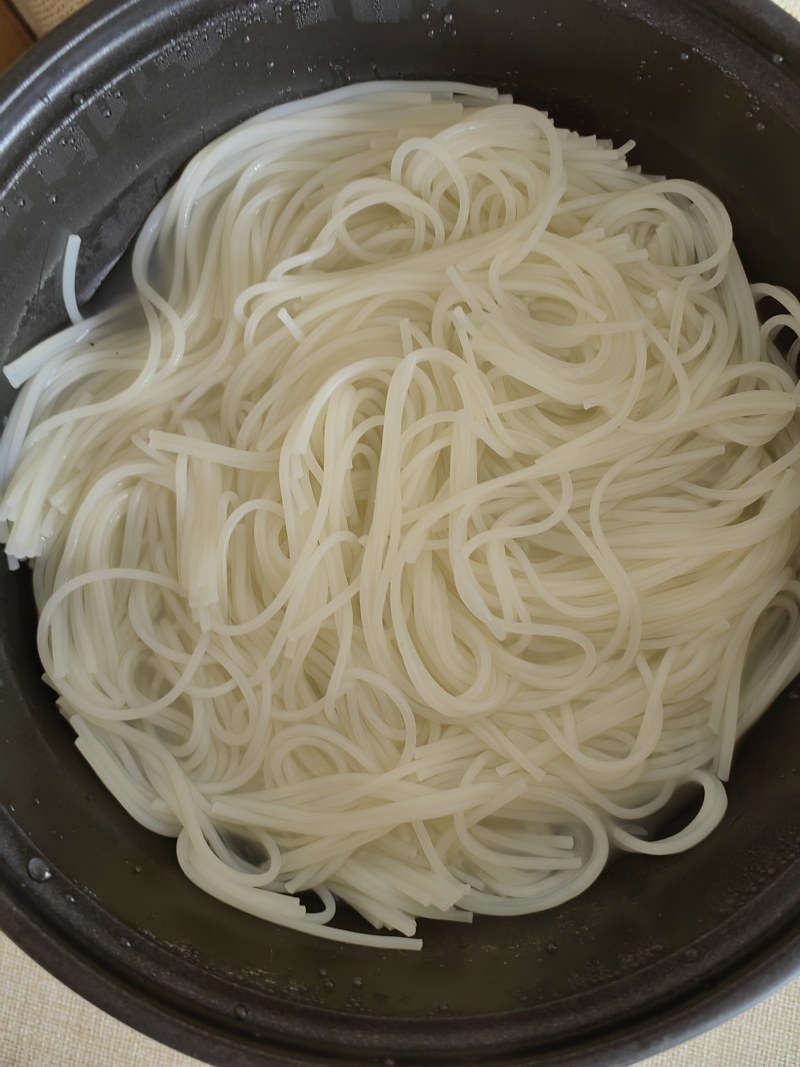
(3, 0, 800, 1065)
(11, 0, 88, 36)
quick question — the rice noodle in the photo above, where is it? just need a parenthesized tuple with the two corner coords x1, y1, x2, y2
(2, 82, 800, 947)
(61, 233, 83, 326)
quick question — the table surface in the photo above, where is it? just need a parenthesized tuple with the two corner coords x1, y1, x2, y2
(0, 1, 799, 1065)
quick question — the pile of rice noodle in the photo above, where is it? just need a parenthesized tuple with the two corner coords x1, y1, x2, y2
(2, 82, 800, 948)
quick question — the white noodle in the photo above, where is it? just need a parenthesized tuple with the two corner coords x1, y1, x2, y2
(61, 233, 83, 326)
(1, 82, 800, 947)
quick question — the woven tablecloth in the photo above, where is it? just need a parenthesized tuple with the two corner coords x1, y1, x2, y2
(2, 0, 800, 1064)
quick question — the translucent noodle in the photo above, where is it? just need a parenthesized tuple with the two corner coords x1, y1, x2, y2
(2, 82, 800, 947)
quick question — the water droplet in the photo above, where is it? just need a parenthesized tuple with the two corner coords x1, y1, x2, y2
(352, 976, 363, 988)
(319, 967, 328, 977)
(266, 60, 275, 70)
(755, 121, 765, 133)
(8, 803, 14, 812)
(234, 1004, 248, 1020)
(47, 193, 58, 204)
(243, 34, 251, 42)
(684, 947, 698, 961)
(39, 93, 50, 104)
(443, 11, 454, 23)
(421, 10, 430, 20)
(133, 863, 143, 874)
(427, 27, 435, 37)
(121, 937, 132, 948)
(323, 978, 335, 989)
(28, 857, 52, 882)
(114, 89, 122, 98)
(679, 52, 689, 61)
(65, 893, 75, 903)
(16, 197, 25, 208)
(102, 109, 112, 119)
(546, 941, 558, 953)
(745, 110, 753, 119)
(72, 92, 86, 106)
(772, 52, 784, 65)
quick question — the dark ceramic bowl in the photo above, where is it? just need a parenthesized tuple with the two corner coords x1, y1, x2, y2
(1, 2, 800, 1065)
